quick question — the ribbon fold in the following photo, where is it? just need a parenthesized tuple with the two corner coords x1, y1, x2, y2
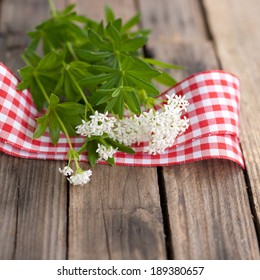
(0, 62, 244, 168)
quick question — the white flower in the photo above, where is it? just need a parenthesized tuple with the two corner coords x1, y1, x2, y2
(96, 144, 117, 161)
(68, 169, 92, 186)
(111, 94, 189, 154)
(59, 166, 74, 176)
(76, 95, 189, 155)
(76, 111, 116, 138)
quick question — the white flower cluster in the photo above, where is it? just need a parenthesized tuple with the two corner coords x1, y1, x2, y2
(96, 143, 118, 161)
(76, 111, 116, 138)
(59, 94, 189, 186)
(76, 94, 189, 155)
(59, 165, 73, 176)
(59, 166, 92, 186)
(68, 170, 92, 186)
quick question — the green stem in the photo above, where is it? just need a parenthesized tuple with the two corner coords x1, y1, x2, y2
(78, 141, 88, 155)
(35, 76, 50, 103)
(21, 54, 32, 66)
(36, 76, 74, 152)
(66, 42, 78, 61)
(48, 0, 57, 17)
(99, 138, 109, 148)
(53, 110, 74, 151)
(75, 160, 81, 171)
(66, 66, 94, 113)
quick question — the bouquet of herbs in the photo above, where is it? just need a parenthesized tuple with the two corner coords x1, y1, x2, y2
(17, 0, 189, 185)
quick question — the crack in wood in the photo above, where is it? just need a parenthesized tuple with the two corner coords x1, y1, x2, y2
(157, 167, 174, 259)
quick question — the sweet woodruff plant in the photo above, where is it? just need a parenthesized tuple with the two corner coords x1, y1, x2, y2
(17, 0, 189, 185)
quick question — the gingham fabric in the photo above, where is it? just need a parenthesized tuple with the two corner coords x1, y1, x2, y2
(0, 62, 244, 168)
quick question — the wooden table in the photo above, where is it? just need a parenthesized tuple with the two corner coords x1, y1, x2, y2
(0, 0, 259, 260)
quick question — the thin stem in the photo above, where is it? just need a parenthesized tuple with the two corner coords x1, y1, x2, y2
(75, 160, 81, 171)
(78, 141, 88, 155)
(48, 0, 57, 17)
(36, 76, 74, 152)
(35, 76, 50, 103)
(99, 138, 109, 148)
(66, 42, 78, 61)
(66, 66, 94, 113)
(21, 54, 32, 66)
(53, 110, 74, 151)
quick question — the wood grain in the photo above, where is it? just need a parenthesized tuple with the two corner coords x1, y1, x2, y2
(14, 159, 67, 259)
(67, 0, 166, 260)
(69, 164, 165, 259)
(203, 0, 260, 242)
(0, 154, 19, 259)
(139, 0, 260, 259)
(163, 160, 259, 259)
(0, 0, 67, 259)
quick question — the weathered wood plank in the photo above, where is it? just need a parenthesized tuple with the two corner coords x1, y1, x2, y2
(203, 0, 260, 243)
(139, 0, 260, 259)
(163, 160, 259, 259)
(0, 0, 67, 34)
(0, 154, 19, 259)
(0, 0, 67, 259)
(67, 0, 166, 260)
(69, 165, 165, 259)
(0, 0, 47, 33)
(14, 159, 67, 259)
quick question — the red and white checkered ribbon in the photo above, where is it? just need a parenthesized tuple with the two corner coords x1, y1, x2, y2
(0, 62, 244, 168)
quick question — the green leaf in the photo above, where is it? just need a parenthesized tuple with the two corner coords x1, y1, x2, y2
(33, 113, 49, 139)
(37, 51, 61, 70)
(122, 12, 140, 32)
(111, 87, 121, 97)
(18, 65, 48, 111)
(104, 6, 115, 23)
(107, 156, 115, 166)
(96, 93, 113, 105)
(104, 96, 117, 112)
(68, 60, 90, 74)
(18, 65, 34, 80)
(22, 49, 41, 66)
(124, 91, 141, 115)
(105, 138, 135, 154)
(154, 71, 177, 87)
(28, 78, 47, 111)
(92, 65, 118, 73)
(56, 102, 85, 115)
(127, 68, 161, 80)
(55, 102, 85, 136)
(121, 37, 148, 52)
(112, 19, 122, 32)
(53, 70, 64, 94)
(76, 49, 110, 62)
(49, 112, 60, 145)
(62, 4, 75, 14)
(142, 58, 184, 70)
(60, 61, 90, 101)
(27, 31, 40, 52)
(113, 94, 124, 118)
(87, 140, 99, 167)
(63, 71, 76, 100)
(121, 56, 159, 77)
(92, 88, 114, 105)
(127, 75, 159, 96)
(88, 29, 112, 51)
(17, 81, 30, 91)
(49, 93, 60, 108)
(79, 73, 116, 86)
(106, 22, 121, 49)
